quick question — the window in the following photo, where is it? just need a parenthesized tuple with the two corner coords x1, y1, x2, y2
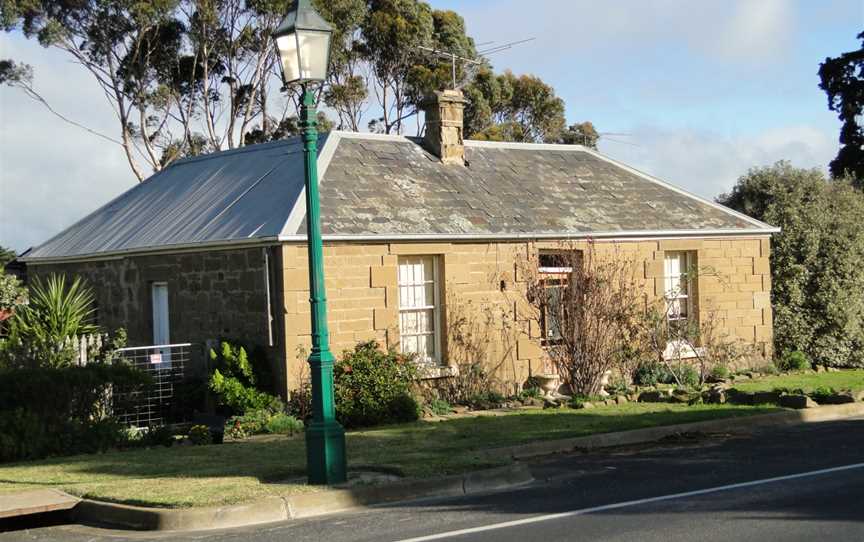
(539, 252, 577, 345)
(664, 251, 694, 332)
(398, 256, 441, 364)
(151, 282, 170, 346)
(151, 282, 171, 364)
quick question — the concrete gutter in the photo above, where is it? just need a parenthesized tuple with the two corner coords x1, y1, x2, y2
(51, 402, 864, 532)
(72, 464, 534, 531)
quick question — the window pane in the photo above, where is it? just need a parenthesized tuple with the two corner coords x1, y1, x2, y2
(421, 334, 436, 359)
(398, 256, 439, 364)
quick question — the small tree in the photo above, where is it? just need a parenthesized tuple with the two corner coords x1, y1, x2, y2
(521, 241, 647, 396)
(2, 274, 101, 368)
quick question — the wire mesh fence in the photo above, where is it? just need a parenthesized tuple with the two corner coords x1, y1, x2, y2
(113, 343, 191, 428)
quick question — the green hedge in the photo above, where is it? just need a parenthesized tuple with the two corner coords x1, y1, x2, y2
(0, 364, 150, 462)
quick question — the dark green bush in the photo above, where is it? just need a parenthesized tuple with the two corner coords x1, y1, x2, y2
(633, 361, 667, 386)
(779, 351, 811, 372)
(334, 341, 420, 428)
(0, 363, 150, 462)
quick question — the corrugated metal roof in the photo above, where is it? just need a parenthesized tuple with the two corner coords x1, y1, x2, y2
(25, 137, 317, 260)
(24, 132, 775, 262)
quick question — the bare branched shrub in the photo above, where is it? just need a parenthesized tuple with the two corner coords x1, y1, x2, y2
(520, 241, 647, 396)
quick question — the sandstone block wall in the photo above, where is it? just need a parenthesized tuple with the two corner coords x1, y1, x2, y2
(279, 237, 774, 393)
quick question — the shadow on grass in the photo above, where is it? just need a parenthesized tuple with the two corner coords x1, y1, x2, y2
(0, 405, 780, 507)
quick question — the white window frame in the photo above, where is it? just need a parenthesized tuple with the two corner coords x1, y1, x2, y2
(397, 256, 443, 365)
(664, 251, 694, 324)
(663, 251, 697, 359)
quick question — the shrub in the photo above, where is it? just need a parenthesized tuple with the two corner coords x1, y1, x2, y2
(142, 424, 175, 447)
(632, 361, 699, 388)
(2, 274, 101, 369)
(467, 391, 505, 410)
(633, 361, 667, 387)
(718, 165, 864, 367)
(426, 398, 452, 416)
(0, 363, 150, 462)
(286, 382, 313, 422)
(188, 425, 212, 445)
(522, 243, 647, 395)
(779, 351, 811, 372)
(226, 409, 272, 436)
(265, 413, 304, 435)
(757, 363, 780, 376)
(334, 341, 420, 428)
(225, 419, 248, 440)
(671, 364, 700, 388)
(208, 341, 283, 415)
(810, 386, 837, 403)
(709, 365, 730, 381)
(568, 394, 602, 409)
(0, 269, 25, 313)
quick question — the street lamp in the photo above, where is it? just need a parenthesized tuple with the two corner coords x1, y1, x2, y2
(273, 0, 346, 486)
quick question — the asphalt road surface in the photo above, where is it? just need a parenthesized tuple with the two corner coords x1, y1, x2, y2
(4, 417, 864, 541)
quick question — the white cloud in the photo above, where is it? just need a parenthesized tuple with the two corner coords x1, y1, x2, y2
(456, 0, 796, 70)
(0, 34, 134, 253)
(599, 123, 838, 200)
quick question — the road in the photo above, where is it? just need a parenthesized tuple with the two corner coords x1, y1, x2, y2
(3, 417, 864, 541)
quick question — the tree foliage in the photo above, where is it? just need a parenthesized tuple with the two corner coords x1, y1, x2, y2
(464, 68, 566, 143)
(819, 31, 864, 185)
(2, 0, 589, 177)
(559, 121, 599, 149)
(718, 162, 864, 367)
(0, 246, 16, 268)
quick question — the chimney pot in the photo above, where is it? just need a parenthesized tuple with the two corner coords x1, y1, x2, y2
(422, 89, 465, 165)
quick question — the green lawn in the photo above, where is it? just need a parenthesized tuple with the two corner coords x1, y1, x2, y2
(732, 369, 864, 394)
(0, 403, 776, 508)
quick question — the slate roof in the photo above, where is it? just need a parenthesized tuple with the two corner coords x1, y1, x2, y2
(24, 132, 776, 261)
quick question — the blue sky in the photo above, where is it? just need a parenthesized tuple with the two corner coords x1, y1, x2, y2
(0, 0, 861, 252)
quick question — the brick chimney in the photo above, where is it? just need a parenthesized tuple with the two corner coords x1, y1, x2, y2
(422, 89, 466, 165)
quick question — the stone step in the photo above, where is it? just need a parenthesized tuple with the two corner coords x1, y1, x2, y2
(0, 489, 79, 519)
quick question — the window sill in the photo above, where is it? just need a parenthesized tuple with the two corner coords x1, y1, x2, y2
(663, 341, 704, 361)
(417, 364, 459, 380)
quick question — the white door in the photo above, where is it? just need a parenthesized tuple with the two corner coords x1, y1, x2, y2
(151, 282, 171, 366)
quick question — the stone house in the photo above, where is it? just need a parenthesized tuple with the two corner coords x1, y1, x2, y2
(21, 91, 778, 398)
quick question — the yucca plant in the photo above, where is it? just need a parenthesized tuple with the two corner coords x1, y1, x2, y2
(4, 274, 101, 368)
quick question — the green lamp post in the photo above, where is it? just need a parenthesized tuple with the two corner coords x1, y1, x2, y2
(273, 0, 346, 485)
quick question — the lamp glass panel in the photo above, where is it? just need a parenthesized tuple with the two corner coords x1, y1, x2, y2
(296, 30, 331, 81)
(276, 33, 301, 83)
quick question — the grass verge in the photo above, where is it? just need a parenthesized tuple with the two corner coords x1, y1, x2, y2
(732, 369, 864, 394)
(0, 403, 778, 508)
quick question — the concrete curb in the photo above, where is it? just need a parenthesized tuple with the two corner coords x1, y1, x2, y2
(486, 402, 864, 460)
(66, 402, 864, 532)
(73, 464, 534, 532)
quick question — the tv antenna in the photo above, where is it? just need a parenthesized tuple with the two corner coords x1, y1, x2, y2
(418, 37, 536, 89)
